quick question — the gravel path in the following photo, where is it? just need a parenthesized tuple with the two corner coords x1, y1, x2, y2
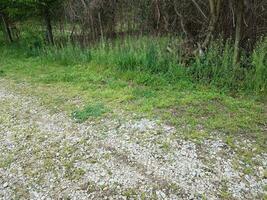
(0, 79, 266, 200)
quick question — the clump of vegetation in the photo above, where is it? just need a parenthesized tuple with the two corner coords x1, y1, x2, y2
(37, 37, 267, 95)
(1, 35, 267, 96)
(72, 104, 107, 123)
(0, 70, 5, 76)
(246, 38, 267, 94)
(42, 45, 92, 66)
(111, 38, 175, 73)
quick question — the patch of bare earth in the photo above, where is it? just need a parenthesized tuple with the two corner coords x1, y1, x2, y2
(0, 78, 266, 200)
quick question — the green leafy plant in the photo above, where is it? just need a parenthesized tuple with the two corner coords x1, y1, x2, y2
(71, 104, 107, 123)
(42, 45, 92, 66)
(0, 70, 5, 76)
(246, 38, 267, 94)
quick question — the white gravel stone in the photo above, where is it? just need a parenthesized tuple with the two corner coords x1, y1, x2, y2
(0, 78, 266, 200)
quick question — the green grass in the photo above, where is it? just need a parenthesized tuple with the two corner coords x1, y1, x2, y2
(72, 103, 107, 123)
(0, 69, 5, 76)
(0, 37, 266, 151)
(246, 38, 267, 93)
(4, 35, 266, 94)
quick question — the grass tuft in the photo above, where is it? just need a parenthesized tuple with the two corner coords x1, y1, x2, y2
(72, 103, 108, 123)
(0, 70, 5, 77)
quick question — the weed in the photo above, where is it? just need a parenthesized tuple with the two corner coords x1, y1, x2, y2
(184, 130, 209, 143)
(160, 141, 171, 151)
(132, 87, 155, 98)
(246, 37, 267, 94)
(122, 188, 138, 198)
(0, 154, 14, 168)
(42, 45, 92, 66)
(71, 168, 86, 180)
(72, 103, 107, 123)
(219, 180, 232, 199)
(0, 70, 5, 76)
(264, 170, 267, 179)
(244, 167, 253, 175)
(225, 136, 235, 149)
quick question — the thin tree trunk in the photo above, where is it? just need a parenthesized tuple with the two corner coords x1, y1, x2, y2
(233, 0, 244, 66)
(44, 6, 54, 45)
(98, 12, 104, 41)
(0, 12, 13, 43)
(202, 0, 221, 49)
(90, 14, 95, 41)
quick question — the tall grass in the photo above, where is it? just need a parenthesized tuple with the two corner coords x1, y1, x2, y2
(42, 46, 92, 65)
(246, 38, 267, 94)
(90, 37, 179, 74)
(1, 34, 266, 95)
(188, 40, 242, 91)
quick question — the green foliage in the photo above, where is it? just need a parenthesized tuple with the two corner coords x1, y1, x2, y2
(184, 38, 267, 95)
(92, 36, 265, 96)
(246, 38, 267, 94)
(1, 34, 267, 96)
(72, 104, 107, 123)
(20, 27, 45, 56)
(188, 40, 238, 91)
(42, 45, 92, 66)
(0, 70, 5, 76)
(91, 37, 176, 74)
(132, 87, 156, 98)
(114, 47, 141, 71)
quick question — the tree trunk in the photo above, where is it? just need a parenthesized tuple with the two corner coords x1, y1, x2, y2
(0, 12, 13, 43)
(202, 0, 221, 49)
(233, 0, 244, 66)
(98, 12, 104, 41)
(44, 6, 54, 45)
